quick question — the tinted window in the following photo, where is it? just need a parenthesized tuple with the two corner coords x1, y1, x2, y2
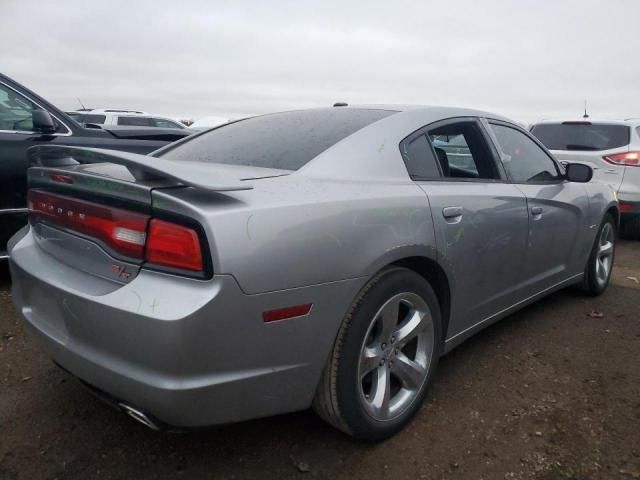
(425, 121, 499, 180)
(0, 83, 36, 131)
(531, 123, 630, 151)
(152, 118, 184, 129)
(160, 109, 396, 170)
(77, 114, 106, 124)
(118, 116, 155, 127)
(400, 134, 440, 178)
(491, 124, 560, 183)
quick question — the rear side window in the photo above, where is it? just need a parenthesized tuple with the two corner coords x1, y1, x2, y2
(426, 121, 500, 180)
(531, 123, 630, 151)
(159, 108, 396, 170)
(118, 116, 155, 127)
(400, 134, 441, 178)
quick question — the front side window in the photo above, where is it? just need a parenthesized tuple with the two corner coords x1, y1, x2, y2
(153, 118, 184, 129)
(70, 113, 106, 124)
(425, 121, 500, 180)
(490, 123, 561, 183)
(0, 83, 37, 131)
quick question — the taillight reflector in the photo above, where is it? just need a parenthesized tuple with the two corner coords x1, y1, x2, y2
(49, 173, 74, 184)
(145, 219, 203, 272)
(603, 151, 640, 166)
(262, 303, 313, 323)
(28, 190, 148, 258)
(620, 201, 635, 213)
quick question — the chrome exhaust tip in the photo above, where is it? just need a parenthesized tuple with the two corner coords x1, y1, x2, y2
(119, 403, 162, 431)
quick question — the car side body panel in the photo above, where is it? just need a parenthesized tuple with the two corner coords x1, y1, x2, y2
(7, 106, 618, 429)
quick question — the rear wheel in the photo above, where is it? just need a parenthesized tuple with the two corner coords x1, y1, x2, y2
(582, 214, 616, 296)
(313, 267, 442, 441)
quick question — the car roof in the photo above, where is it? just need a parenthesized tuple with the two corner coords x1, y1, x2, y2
(342, 103, 512, 120)
(532, 117, 640, 126)
(83, 109, 147, 114)
(288, 105, 520, 180)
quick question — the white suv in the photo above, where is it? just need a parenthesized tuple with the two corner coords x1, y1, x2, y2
(531, 118, 640, 239)
(67, 109, 186, 129)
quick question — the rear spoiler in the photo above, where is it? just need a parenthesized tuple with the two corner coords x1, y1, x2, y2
(27, 145, 253, 192)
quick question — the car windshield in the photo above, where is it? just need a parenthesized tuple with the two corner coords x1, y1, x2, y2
(531, 122, 630, 151)
(159, 108, 396, 170)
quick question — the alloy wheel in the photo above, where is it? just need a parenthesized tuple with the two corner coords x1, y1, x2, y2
(595, 222, 614, 286)
(357, 292, 434, 421)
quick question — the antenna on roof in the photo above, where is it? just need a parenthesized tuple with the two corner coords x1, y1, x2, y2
(77, 98, 87, 110)
(583, 100, 589, 119)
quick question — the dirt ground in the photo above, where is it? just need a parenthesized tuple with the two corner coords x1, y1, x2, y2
(0, 242, 638, 480)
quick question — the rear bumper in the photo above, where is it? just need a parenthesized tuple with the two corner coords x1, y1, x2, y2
(618, 173, 640, 220)
(9, 228, 363, 427)
(619, 200, 640, 221)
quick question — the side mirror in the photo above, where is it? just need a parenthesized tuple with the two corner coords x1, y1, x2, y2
(565, 163, 593, 183)
(32, 110, 56, 134)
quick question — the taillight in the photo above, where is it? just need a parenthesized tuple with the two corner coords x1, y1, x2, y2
(28, 190, 148, 258)
(603, 151, 640, 166)
(145, 219, 203, 272)
(28, 189, 206, 275)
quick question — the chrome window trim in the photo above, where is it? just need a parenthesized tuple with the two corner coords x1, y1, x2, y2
(0, 208, 29, 215)
(0, 79, 73, 137)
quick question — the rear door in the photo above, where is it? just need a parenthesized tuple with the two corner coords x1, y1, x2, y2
(486, 120, 591, 296)
(530, 121, 631, 193)
(403, 118, 530, 337)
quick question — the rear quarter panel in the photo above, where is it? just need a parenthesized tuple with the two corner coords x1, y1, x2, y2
(152, 177, 437, 294)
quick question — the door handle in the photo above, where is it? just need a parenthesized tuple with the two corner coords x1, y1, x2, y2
(442, 206, 463, 219)
(531, 206, 543, 216)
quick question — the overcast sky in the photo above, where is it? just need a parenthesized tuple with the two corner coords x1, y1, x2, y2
(2, 0, 639, 123)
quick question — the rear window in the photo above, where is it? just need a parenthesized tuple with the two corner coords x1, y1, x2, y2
(531, 122, 630, 151)
(159, 108, 396, 170)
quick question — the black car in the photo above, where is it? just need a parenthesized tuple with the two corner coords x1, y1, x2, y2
(0, 73, 192, 257)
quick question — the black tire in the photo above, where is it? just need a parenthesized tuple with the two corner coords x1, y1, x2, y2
(620, 215, 640, 240)
(582, 214, 616, 296)
(313, 267, 442, 441)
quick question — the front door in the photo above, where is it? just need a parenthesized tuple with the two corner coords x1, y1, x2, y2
(0, 81, 44, 253)
(485, 121, 591, 297)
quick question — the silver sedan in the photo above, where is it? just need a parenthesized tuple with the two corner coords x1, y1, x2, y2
(9, 105, 618, 441)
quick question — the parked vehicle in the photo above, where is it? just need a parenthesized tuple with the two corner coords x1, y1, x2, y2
(9, 106, 617, 441)
(530, 119, 640, 239)
(66, 109, 187, 129)
(0, 73, 192, 257)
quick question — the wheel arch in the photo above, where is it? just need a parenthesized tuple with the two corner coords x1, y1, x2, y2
(390, 256, 452, 343)
(606, 203, 620, 229)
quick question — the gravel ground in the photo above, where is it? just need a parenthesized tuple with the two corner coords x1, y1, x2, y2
(0, 241, 639, 480)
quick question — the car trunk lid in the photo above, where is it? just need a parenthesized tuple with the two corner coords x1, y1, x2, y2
(26, 145, 277, 284)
